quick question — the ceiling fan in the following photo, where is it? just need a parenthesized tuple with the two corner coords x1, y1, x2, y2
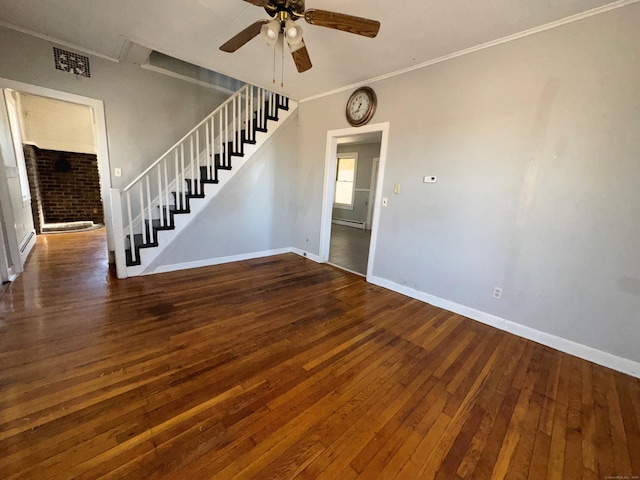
(219, 0, 380, 73)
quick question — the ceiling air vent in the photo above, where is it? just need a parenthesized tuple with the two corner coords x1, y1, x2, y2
(53, 47, 91, 78)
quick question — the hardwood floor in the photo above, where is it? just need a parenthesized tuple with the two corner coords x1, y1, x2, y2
(1, 229, 639, 479)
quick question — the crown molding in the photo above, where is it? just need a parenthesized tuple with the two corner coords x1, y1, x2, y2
(300, 0, 640, 103)
(0, 21, 120, 63)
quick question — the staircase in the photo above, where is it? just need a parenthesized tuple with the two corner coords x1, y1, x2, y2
(110, 85, 296, 278)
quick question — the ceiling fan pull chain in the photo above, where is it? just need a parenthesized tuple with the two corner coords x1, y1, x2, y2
(272, 37, 277, 84)
(281, 33, 285, 87)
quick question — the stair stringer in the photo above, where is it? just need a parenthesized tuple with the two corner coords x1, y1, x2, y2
(125, 100, 298, 277)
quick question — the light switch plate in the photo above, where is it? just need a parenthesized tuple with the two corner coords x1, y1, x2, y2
(423, 176, 437, 183)
(382, 197, 388, 207)
(393, 183, 400, 194)
(114, 168, 122, 177)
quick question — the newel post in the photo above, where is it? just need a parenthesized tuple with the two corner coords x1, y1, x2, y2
(109, 188, 128, 279)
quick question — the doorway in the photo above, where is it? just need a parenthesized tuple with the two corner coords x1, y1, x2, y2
(0, 77, 114, 278)
(328, 145, 380, 275)
(320, 122, 390, 279)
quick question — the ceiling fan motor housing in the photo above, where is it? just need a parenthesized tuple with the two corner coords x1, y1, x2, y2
(265, 0, 305, 19)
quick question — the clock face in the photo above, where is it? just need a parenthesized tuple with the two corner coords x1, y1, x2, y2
(349, 91, 371, 121)
(346, 87, 376, 127)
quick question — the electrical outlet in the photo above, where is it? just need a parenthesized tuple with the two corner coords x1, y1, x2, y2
(423, 176, 437, 183)
(114, 168, 122, 177)
(493, 287, 503, 299)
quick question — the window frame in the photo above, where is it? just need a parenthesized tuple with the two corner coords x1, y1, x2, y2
(333, 152, 359, 210)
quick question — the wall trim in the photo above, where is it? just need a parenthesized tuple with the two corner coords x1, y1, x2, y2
(332, 219, 366, 230)
(0, 21, 121, 63)
(300, 0, 640, 103)
(368, 275, 640, 379)
(151, 247, 323, 275)
(149, 248, 292, 275)
(291, 248, 322, 263)
(7, 266, 19, 282)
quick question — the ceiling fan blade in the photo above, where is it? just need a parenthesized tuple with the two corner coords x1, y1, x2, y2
(290, 40, 312, 73)
(219, 20, 269, 53)
(304, 9, 380, 38)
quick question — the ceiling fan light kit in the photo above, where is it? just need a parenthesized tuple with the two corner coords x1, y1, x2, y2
(260, 19, 280, 47)
(220, 0, 381, 74)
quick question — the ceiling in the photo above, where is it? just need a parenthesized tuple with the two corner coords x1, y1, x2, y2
(0, 0, 623, 100)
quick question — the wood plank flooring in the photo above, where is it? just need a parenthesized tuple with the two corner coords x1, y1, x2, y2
(0, 229, 639, 479)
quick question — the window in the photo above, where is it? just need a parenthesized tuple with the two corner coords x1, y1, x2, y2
(334, 153, 358, 209)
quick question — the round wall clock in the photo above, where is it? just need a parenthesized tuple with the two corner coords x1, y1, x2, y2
(346, 87, 377, 127)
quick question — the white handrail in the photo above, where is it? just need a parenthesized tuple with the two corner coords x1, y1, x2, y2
(122, 84, 249, 193)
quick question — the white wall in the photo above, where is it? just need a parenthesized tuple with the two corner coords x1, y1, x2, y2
(0, 26, 230, 189)
(293, 4, 640, 364)
(149, 116, 298, 271)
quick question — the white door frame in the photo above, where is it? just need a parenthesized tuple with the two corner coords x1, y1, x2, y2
(319, 122, 390, 280)
(0, 189, 13, 282)
(366, 157, 380, 230)
(0, 77, 115, 255)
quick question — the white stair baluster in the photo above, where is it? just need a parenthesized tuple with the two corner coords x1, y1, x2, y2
(190, 135, 194, 197)
(126, 191, 135, 263)
(205, 121, 211, 181)
(232, 97, 236, 154)
(139, 183, 147, 245)
(245, 86, 249, 141)
(224, 104, 229, 167)
(146, 175, 152, 241)
(238, 91, 243, 147)
(219, 110, 223, 170)
(249, 86, 254, 141)
(174, 150, 179, 211)
(259, 89, 263, 130)
(163, 158, 170, 227)
(210, 117, 215, 175)
(156, 164, 163, 228)
(196, 129, 200, 195)
(181, 143, 187, 209)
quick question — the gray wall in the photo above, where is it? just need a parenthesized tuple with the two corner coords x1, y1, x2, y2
(293, 4, 640, 363)
(332, 143, 381, 226)
(150, 116, 298, 270)
(0, 26, 230, 189)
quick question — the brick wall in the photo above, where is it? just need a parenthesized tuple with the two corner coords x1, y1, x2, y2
(23, 146, 104, 225)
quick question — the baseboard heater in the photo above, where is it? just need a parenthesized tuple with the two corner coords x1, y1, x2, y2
(332, 218, 366, 230)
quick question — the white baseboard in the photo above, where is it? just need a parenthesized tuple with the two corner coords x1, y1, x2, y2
(368, 275, 640, 379)
(7, 266, 19, 282)
(291, 248, 322, 263)
(332, 219, 366, 230)
(148, 248, 292, 275)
